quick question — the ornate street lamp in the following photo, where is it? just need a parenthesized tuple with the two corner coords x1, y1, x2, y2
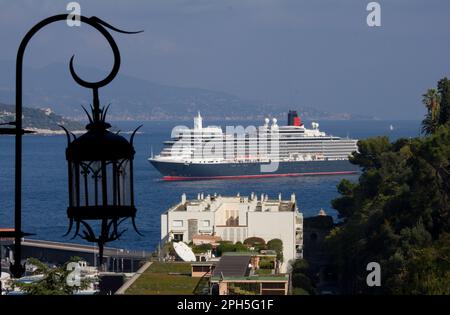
(62, 60, 142, 268)
(7, 14, 142, 278)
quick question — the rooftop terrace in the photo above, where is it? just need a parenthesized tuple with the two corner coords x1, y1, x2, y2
(168, 192, 298, 213)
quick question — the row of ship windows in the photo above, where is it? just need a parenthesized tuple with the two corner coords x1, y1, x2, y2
(169, 137, 349, 142)
(164, 148, 357, 153)
(164, 143, 357, 149)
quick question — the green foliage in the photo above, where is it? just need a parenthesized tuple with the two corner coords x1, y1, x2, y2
(11, 257, 92, 295)
(437, 77, 450, 125)
(327, 89, 450, 294)
(421, 88, 441, 134)
(126, 262, 202, 295)
(216, 241, 251, 256)
(255, 269, 273, 275)
(192, 243, 212, 254)
(292, 287, 310, 295)
(291, 259, 309, 272)
(243, 237, 266, 246)
(161, 241, 176, 257)
(0, 103, 84, 131)
(147, 262, 191, 274)
(234, 241, 248, 252)
(258, 258, 275, 269)
(388, 233, 450, 294)
(267, 239, 284, 262)
(292, 273, 312, 290)
(290, 259, 316, 295)
(228, 282, 260, 295)
(421, 77, 450, 135)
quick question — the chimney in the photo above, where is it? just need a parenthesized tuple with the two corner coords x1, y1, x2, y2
(278, 193, 282, 201)
(181, 193, 187, 204)
(194, 111, 203, 130)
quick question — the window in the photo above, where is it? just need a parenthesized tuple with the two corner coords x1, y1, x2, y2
(202, 220, 210, 227)
(192, 265, 211, 273)
(172, 220, 183, 227)
(173, 233, 183, 242)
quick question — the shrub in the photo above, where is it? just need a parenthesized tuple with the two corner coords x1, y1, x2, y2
(292, 273, 311, 288)
(216, 241, 251, 256)
(259, 258, 275, 269)
(256, 269, 272, 275)
(244, 237, 266, 246)
(192, 243, 212, 254)
(234, 241, 248, 252)
(291, 259, 309, 272)
(267, 239, 283, 262)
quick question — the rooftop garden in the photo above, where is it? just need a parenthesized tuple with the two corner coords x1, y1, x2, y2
(126, 262, 207, 295)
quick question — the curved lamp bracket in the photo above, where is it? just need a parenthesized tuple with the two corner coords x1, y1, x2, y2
(68, 16, 142, 89)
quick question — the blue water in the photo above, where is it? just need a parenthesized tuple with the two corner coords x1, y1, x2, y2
(0, 120, 421, 251)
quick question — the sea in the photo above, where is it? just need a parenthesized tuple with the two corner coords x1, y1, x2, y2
(0, 119, 422, 252)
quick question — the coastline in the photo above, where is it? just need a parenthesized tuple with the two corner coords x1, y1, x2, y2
(3, 128, 144, 136)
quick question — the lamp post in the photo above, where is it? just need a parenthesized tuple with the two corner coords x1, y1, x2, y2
(8, 14, 141, 278)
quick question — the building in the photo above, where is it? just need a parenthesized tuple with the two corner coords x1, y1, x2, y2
(161, 192, 303, 272)
(303, 209, 337, 293)
(209, 252, 288, 295)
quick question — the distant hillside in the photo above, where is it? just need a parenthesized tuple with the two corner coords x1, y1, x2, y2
(0, 61, 374, 121)
(0, 103, 84, 133)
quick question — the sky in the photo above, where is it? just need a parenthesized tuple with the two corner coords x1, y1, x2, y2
(0, 0, 449, 119)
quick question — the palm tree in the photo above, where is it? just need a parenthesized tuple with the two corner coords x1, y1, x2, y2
(421, 88, 441, 135)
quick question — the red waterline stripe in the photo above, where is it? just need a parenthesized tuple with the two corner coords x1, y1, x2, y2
(163, 171, 357, 181)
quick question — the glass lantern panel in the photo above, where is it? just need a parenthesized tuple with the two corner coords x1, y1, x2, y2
(75, 161, 103, 207)
(71, 159, 132, 208)
(116, 159, 131, 206)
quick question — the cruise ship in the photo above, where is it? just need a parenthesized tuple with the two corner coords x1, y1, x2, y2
(149, 110, 359, 180)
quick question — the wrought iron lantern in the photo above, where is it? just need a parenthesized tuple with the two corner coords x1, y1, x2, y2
(62, 38, 142, 267)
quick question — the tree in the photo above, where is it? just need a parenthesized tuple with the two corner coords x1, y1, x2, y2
(243, 237, 266, 247)
(290, 259, 316, 295)
(421, 77, 450, 135)
(243, 237, 267, 252)
(327, 120, 450, 294)
(267, 239, 283, 262)
(437, 77, 450, 125)
(10, 257, 93, 295)
(388, 233, 450, 294)
(421, 88, 441, 135)
(291, 258, 310, 272)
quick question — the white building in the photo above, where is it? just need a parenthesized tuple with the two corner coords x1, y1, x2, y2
(161, 192, 303, 272)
